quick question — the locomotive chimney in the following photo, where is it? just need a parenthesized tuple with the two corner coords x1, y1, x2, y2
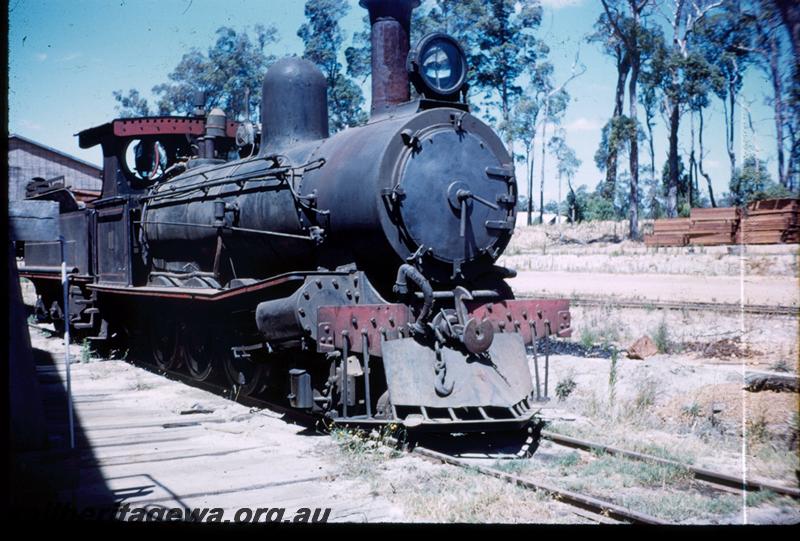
(360, 0, 420, 116)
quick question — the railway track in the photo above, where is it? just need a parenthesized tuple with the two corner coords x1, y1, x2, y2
(402, 441, 668, 524)
(404, 429, 799, 524)
(541, 430, 800, 500)
(93, 351, 676, 524)
(522, 295, 799, 317)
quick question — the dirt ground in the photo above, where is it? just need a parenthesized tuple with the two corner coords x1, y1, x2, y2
(484, 221, 800, 524)
(501, 220, 799, 306)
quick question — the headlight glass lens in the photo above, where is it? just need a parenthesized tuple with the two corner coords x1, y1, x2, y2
(420, 38, 463, 94)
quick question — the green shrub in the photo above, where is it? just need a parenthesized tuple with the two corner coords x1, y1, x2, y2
(555, 375, 577, 401)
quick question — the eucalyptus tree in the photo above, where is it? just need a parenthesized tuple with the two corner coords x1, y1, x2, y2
(691, 2, 753, 184)
(114, 25, 279, 121)
(298, 0, 368, 132)
(587, 9, 630, 200)
(537, 88, 571, 224)
(656, 0, 723, 217)
(681, 33, 725, 207)
(547, 130, 582, 224)
(112, 89, 154, 118)
(469, 0, 546, 156)
(750, 0, 796, 190)
(511, 60, 555, 225)
(597, 0, 654, 238)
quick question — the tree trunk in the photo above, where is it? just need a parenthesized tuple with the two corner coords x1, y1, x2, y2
(788, 123, 800, 191)
(689, 111, 696, 209)
(698, 108, 716, 207)
(603, 52, 630, 200)
(628, 42, 640, 240)
(539, 106, 549, 225)
(724, 86, 737, 181)
(774, 0, 800, 78)
(667, 101, 680, 217)
(768, 33, 788, 187)
(645, 109, 656, 212)
(502, 84, 514, 160)
(666, 0, 685, 218)
(556, 172, 561, 225)
(526, 146, 535, 226)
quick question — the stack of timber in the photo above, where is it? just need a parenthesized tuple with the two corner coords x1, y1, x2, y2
(686, 207, 738, 246)
(737, 198, 799, 244)
(644, 218, 690, 246)
(644, 198, 799, 246)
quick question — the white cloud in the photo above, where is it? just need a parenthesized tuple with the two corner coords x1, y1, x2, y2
(34, 52, 47, 62)
(539, 0, 584, 9)
(59, 52, 82, 62)
(565, 116, 602, 133)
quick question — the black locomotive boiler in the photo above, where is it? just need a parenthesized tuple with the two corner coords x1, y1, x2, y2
(18, 0, 571, 433)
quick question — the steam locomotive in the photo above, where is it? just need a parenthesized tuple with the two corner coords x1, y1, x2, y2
(17, 0, 571, 435)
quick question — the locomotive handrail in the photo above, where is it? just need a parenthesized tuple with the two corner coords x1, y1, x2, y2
(135, 220, 316, 241)
(141, 177, 288, 208)
(145, 152, 281, 189)
(142, 168, 286, 203)
(141, 157, 325, 204)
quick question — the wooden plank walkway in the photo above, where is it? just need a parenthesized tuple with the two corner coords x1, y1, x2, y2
(18, 333, 404, 523)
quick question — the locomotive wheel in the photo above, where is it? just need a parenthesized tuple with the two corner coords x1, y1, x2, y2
(182, 331, 215, 382)
(223, 354, 265, 397)
(148, 319, 181, 371)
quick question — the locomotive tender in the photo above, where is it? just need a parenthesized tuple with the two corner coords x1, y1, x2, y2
(18, 0, 571, 433)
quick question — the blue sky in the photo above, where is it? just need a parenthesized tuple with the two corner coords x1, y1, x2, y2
(8, 0, 780, 203)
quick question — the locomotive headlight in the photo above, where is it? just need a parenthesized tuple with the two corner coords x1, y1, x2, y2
(408, 33, 467, 100)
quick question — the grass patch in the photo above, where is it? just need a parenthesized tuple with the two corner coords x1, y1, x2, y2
(330, 425, 404, 478)
(769, 359, 792, 373)
(631, 442, 695, 465)
(745, 407, 771, 446)
(579, 327, 598, 349)
(556, 451, 581, 469)
(80, 339, 94, 363)
(620, 491, 740, 522)
(608, 349, 619, 410)
(555, 372, 577, 401)
(621, 375, 661, 422)
(652, 319, 671, 353)
(576, 453, 693, 490)
(395, 467, 556, 523)
(748, 440, 800, 480)
(491, 459, 528, 474)
(745, 490, 780, 508)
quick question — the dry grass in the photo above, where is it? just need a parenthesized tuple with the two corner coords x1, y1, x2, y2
(328, 427, 587, 523)
(500, 220, 798, 277)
